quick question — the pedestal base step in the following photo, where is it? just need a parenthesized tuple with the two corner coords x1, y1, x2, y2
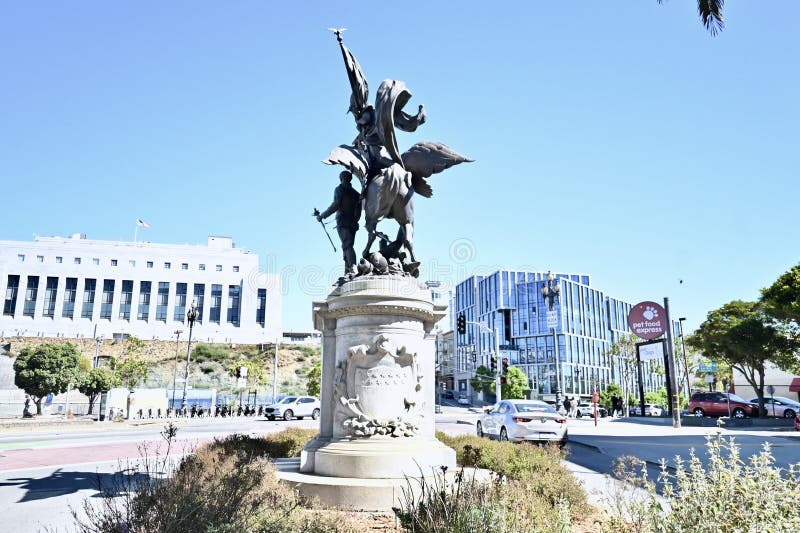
(273, 458, 491, 511)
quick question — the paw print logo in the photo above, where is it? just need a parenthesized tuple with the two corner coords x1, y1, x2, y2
(643, 306, 659, 321)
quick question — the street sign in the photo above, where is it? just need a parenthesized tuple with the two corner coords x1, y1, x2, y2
(698, 362, 718, 373)
(767, 385, 775, 396)
(592, 392, 599, 403)
(628, 301, 667, 340)
(546, 310, 558, 329)
(236, 377, 247, 389)
(637, 339, 664, 362)
(705, 374, 715, 383)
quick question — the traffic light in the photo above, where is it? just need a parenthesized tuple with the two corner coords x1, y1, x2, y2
(235, 366, 241, 378)
(500, 376, 507, 385)
(490, 356, 497, 374)
(502, 357, 509, 376)
(457, 313, 466, 335)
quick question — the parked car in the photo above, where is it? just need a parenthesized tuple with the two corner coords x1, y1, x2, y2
(630, 403, 663, 417)
(442, 390, 455, 400)
(745, 396, 799, 419)
(263, 395, 320, 421)
(476, 400, 567, 444)
(688, 392, 758, 418)
(575, 402, 607, 418)
(457, 394, 471, 406)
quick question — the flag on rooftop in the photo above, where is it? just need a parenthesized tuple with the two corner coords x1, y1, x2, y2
(136, 218, 150, 229)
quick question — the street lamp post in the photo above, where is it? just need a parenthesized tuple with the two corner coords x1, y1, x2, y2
(93, 335, 104, 368)
(171, 329, 183, 411)
(541, 272, 562, 408)
(180, 301, 199, 412)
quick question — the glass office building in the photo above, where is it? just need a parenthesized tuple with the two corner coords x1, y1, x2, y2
(453, 270, 664, 400)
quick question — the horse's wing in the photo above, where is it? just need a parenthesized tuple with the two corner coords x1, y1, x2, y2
(401, 142, 474, 198)
(323, 145, 369, 184)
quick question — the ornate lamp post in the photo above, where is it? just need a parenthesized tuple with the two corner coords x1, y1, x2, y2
(180, 301, 199, 411)
(541, 271, 563, 407)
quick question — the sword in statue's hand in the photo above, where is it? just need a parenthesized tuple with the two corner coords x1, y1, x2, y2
(312, 208, 337, 252)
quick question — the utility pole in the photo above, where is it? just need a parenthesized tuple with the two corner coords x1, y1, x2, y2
(664, 298, 681, 428)
(494, 326, 502, 403)
(272, 335, 280, 402)
(171, 329, 182, 410)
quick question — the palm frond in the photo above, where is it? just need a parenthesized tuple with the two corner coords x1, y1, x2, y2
(698, 0, 724, 36)
(657, 0, 725, 36)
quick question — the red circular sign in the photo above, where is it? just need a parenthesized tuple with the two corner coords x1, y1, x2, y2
(628, 301, 667, 340)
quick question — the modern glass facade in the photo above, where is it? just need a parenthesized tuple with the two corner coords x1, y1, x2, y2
(454, 270, 663, 400)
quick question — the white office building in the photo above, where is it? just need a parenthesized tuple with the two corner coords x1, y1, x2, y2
(0, 234, 281, 344)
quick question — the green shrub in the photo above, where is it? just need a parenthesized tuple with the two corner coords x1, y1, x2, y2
(75, 427, 344, 533)
(436, 431, 587, 515)
(191, 344, 231, 363)
(601, 432, 800, 532)
(203, 428, 318, 460)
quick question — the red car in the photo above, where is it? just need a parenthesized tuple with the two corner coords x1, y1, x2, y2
(688, 392, 758, 418)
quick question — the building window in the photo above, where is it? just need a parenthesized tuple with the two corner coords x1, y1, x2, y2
(174, 283, 187, 322)
(233, 266, 239, 273)
(17, 254, 25, 262)
(146, 261, 153, 269)
(181, 263, 188, 270)
(164, 262, 171, 269)
(43, 277, 58, 318)
(138, 281, 151, 321)
(100, 279, 115, 320)
(111, 259, 118, 266)
(56, 256, 63, 264)
(119, 280, 133, 320)
(81, 279, 96, 319)
(156, 282, 169, 322)
(62, 278, 77, 319)
(256, 288, 266, 326)
(129, 260, 136, 267)
(199, 264, 206, 271)
(193, 284, 205, 324)
(23, 276, 39, 317)
(4, 275, 20, 316)
(210, 284, 222, 324)
(37, 255, 44, 263)
(227, 285, 241, 326)
(74, 257, 81, 265)
(93, 258, 100, 265)
(216, 265, 222, 272)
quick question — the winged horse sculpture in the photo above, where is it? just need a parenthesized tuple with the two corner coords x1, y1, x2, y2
(323, 30, 472, 275)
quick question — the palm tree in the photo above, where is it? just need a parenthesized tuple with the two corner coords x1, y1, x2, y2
(659, 0, 725, 36)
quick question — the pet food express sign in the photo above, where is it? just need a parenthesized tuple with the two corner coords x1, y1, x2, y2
(628, 301, 667, 340)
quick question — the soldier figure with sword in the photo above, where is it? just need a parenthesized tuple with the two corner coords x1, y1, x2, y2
(314, 170, 362, 277)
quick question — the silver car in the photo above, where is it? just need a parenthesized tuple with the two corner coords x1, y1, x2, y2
(263, 395, 321, 421)
(476, 400, 567, 444)
(747, 396, 800, 418)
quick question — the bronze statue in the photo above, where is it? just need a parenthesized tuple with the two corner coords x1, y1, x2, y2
(316, 170, 362, 276)
(322, 29, 472, 278)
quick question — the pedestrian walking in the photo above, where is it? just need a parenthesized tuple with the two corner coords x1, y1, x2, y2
(569, 397, 578, 418)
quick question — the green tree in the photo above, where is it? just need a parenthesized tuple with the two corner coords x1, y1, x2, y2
(115, 356, 149, 388)
(688, 300, 798, 416)
(228, 360, 266, 388)
(78, 367, 119, 415)
(470, 365, 496, 396)
(305, 361, 321, 397)
(762, 263, 800, 323)
(599, 381, 623, 411)
(13, 342, 82, 415)
(125, 335, 146, 358)
(500, 366, 528, 400)
(657, 0, 724, 36)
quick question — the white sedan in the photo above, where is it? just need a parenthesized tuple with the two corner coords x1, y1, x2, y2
(263, 395, 321, 421)
(476, 400, 567, 445)
(630, 403, 662, 416)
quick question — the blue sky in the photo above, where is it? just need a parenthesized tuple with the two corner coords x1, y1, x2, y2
(1, 1, 798, 332)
